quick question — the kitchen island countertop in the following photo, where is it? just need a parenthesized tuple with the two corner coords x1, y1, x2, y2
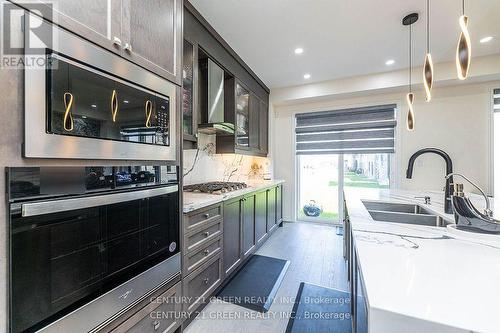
(346, 189, 500, 333)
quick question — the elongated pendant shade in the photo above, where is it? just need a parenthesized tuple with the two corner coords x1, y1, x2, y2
(423, 53, 434, 102)
(423, 0, 433, 102)
(456, 15, 471, 80)
(403, 12, 418, 132)
(406, 93, 415, 131)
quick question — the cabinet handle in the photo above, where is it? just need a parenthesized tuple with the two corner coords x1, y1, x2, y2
(204, 213, 210, 219)
(63, 92, 74, 132)
(204, 249, 210, 256)
(145, 100, 153, 128)
(113, 36, 122, 47)
(204, 231, 210, 237)
(124, 42, 132, 52)
(111, 90, 118, 122)
(204, 277, 210, 284)
(152, 320, 160, 330)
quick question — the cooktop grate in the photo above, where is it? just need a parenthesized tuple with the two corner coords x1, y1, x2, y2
(183, 182, 248, 195)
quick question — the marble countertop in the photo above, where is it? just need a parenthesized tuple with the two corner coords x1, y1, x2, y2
(346, 189, 500, 333)
(183, 180, 285, 213)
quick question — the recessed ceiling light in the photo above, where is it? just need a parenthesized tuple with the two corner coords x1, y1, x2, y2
(385, 59, 395, 66)
(303, 73, 311, 79)
(294, 48, 304, 55)
(480, 36, 494, 43)
(91, 104, 97, 108)
(123, 100, 130, 104)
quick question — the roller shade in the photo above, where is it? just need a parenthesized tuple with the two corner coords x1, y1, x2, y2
(295, 104, 397, 155)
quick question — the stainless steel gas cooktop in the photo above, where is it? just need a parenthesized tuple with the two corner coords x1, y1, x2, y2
(183, 182, 247, 195)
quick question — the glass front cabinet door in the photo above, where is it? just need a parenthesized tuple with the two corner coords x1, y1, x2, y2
(182, 39, 196, 142)
(235, 82, 250, 148)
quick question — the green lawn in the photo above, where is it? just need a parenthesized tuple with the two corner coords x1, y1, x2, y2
(329, 171, 389, 189)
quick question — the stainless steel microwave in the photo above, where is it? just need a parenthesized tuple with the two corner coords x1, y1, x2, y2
(24, 13, 178, 161)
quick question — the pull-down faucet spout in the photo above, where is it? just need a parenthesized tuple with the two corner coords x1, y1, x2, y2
(406, 148, 454, 214)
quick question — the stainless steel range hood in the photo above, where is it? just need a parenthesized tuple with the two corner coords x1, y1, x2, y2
(198, 58, 235, 135)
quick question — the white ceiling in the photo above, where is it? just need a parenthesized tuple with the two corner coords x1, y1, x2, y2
(189, 0, 500, 88)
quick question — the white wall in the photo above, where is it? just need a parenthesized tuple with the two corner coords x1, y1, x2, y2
(272, 82, 496, 221)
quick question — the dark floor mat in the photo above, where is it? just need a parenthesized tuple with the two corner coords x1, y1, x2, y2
(286, 282, 352, 333)
(217, 255, 290, 312)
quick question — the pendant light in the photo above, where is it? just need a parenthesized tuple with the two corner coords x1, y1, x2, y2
(403, 13, 418, 131)
(423, 0, 434, 102)
(456, 0, 471, 80)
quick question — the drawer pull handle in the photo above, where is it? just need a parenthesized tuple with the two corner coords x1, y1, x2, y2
(204, 213, 210, 219)
(204, 277, 210, 284)
(204, 231, 210, 237)
(153, 320, 160, 330)
(204, 249, 210, 256)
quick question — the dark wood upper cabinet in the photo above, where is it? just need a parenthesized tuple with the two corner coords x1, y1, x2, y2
(182, 39, 197, 143)
(11, 0, 123, 54)
(259, 99, 269, 154)
(235, 82, 251, 150)
(216, 80, 268, 156)
(13, 0, 183, 85)
(122, 0, 183, 84)
(249, 93, 260, 150)
(184, 4, 270, 156)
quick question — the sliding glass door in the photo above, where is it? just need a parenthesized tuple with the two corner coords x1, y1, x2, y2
(294, 104, 397, 224)
(298, 154, 341, 222)
(297, 153, 391, 224)
(342, 153, 391, 201)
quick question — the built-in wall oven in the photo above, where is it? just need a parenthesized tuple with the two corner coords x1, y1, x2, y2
(7, 166, 180, 333)
(24, 13, 177, 161)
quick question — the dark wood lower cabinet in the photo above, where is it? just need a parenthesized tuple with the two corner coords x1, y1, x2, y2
(276, 185, 283, 223)
(223, 198, 243, 277)
(266, 187, 277, 233)
(242, 194, 256, 258)
(183, 254, 223, 315)
(181, 184, 283, 327)
(255, 191, 267, 245)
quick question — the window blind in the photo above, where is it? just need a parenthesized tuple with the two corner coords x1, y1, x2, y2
(295, 104, 397, 155)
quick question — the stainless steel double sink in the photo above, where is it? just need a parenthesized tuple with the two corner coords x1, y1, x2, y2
(362, 200, 449, 227)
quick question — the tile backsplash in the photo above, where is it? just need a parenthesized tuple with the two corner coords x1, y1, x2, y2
(182, 134, 271, 185)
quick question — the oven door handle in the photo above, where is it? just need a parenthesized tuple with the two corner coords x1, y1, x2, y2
(20, 185, 178, 217)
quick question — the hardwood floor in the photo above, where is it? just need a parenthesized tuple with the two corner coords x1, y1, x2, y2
(184, 222, 348, 333)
